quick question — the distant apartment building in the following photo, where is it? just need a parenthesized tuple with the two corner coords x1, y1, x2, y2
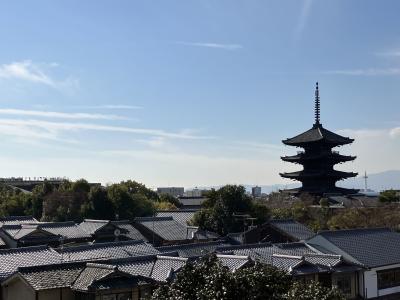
(184, 188, 206, 197)
(252, 186, 262, 198)
(157, 187, 184, 197)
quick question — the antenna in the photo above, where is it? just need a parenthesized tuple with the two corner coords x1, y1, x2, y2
(314, 82, 320, 125)
(363, 171, 368, 191)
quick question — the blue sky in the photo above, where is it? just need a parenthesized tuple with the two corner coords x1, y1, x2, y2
(0, 0, 399, 188)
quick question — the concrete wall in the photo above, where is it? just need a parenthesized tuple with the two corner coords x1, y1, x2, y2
(2, 277, 35, 300)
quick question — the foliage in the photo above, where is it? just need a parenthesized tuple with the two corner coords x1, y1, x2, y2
(152, 254, 344, 300)
(192, 185, 269, 235)
(285, 281, 345, 300)
(328, 206, 400, 230)
(159, 193, 181, 208)
(235, 263, 292, 300)
(154, 201, 177, 211)
(379, 189, 400, 203)
(0, 179, 156, 222)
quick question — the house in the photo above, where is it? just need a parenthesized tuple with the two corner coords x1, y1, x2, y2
(1, 251, 249, 300)
(133, 216, 219, 246)
(54, 240, 160, 262)
(0, 222, 92, 248)
(217, 242, 361, 299)
(156, 209, 197, 226)
(79, 219, 147, 242)
(0, 245, 62, 281)
(177, 196, 207, 210)
(156, 240, 233, 258)
(227, 219, 315, 244)
(0, 216, 38, 225)
(307, 228, 400, 299)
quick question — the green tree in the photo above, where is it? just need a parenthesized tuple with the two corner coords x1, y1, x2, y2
(159, 193, 181, 208)
(285, 281, 345, 300)
(192, 185, 268, 235)
(379, 190, 399, 203)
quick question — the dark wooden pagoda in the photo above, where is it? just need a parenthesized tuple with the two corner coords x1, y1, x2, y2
(280, 83, 358, 196)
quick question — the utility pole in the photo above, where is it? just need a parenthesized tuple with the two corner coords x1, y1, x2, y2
(363, 171, 368, 191)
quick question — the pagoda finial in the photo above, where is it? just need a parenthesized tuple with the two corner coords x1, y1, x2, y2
(314, 82, 320, 125)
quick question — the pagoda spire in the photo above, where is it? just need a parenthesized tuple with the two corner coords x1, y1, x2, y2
(314, 82, 320, 125)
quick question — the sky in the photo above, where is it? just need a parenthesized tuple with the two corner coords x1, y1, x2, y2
(0, 0, 399, 189)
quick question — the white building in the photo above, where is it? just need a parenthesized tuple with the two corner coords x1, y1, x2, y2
(157, 187, 184, 197)
(307, 228, 400, 299)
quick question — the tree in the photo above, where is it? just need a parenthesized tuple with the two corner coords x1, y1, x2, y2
(159, 193, 181, 208)
(82, 185, 115, 219)
(154, 201, 177, 211)
(151, 255, 238, 300)
(192, 185, 269, 235)
(379, 190, 400, 203)
(152, 254, 344, 300)
(285, 281, 345, 300)
(235, 263, 292, 300)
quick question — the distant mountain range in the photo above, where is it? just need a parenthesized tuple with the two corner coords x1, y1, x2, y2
(192, 170, 400, 194)
(243, 170, 400, 194)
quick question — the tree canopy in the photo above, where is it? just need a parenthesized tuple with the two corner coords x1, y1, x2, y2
(191, 185, 269, 235)
(151, 254, 344, 300)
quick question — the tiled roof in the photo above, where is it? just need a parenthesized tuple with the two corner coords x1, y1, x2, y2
(217, 242, 317, 265)
(79, 219, 148, 241)
(151, 256, 187, 282)
(0, 216, 38, 225)
(216, 254, 250, 271)
(315, 228, 400, 268)
(0, 246, 61, 280)
(157, 241, 231, 258)
(0, 237, 5, 247)
(134, 217, 191, 241)
(283, 124, 353, 146)
(16, 262, 85, 290)
(178, 197, 206, 207)
(156, 210, 197, 226)
(269, 219, 314, 241)
(78, 219, 109, 235)
(56, 240, 159, 262)
(1, 222, 91, 241)
(112, 221, 148, 241)
(72, 263, 116, 291)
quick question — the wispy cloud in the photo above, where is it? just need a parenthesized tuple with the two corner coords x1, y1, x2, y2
(293, 0, 313, 42)
(75, 104, 143, 110)
(0, 118, 215, 140)
(375, 50, 400, 57)
(324, 68, 400, 76)
(0, 60, 78, 90)
(0, 109, 127, 120)
(175, 41, 243, 51)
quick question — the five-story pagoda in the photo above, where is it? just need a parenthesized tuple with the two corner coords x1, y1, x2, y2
(280, 83, 358, 196)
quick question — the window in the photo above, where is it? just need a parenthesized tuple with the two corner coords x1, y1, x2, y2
(334, 275, 352, 295)
(102, 293, 132, 300)
(377, 268, 400, 289)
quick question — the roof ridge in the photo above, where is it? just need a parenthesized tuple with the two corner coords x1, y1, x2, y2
(216, 254, 249, 260)
(58, 239, 145, 252)
(0, 244, 49, 254)
(156, 255, 188, 262)
(318, 227, 391, 235)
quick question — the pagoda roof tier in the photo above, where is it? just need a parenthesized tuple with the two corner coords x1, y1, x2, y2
(283, 124, 353, 147)
(280, 170, 358, 180)
(281, 186, 359, 196)
(281, 152, 356, 163)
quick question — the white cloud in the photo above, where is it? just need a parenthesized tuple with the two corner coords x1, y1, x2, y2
(0, 108, 127, 120)
(375, 51, 400, 57)
(293, 0, 313, 42)
(175, 41, 243, 51)
(325, 68, 400, 76)
(0, 118, 215, 140)
(0, 60, 78, 90)
(75, 104, 143, 110)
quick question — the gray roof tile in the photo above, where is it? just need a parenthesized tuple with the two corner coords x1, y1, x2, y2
(316, 228, 400, 268)
(134, 217, 191, 241)
(156, 210, 196, 226)
(57, 240, 159, 262)
(157, 241, 231, 258)
(0, 246, 61, 280)
(269, 219, 314, 241)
